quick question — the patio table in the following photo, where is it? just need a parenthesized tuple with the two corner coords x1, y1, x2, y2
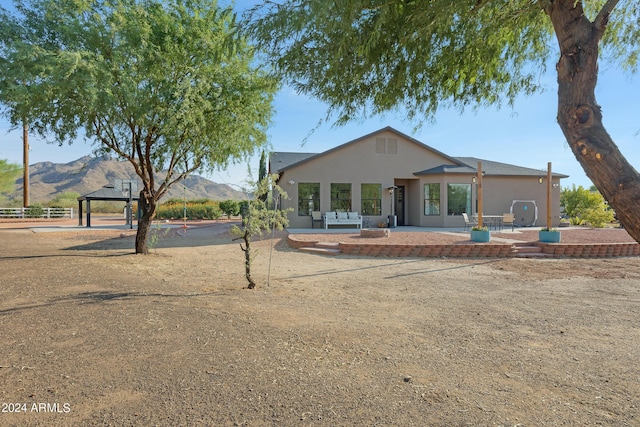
(474, 215, 503, 230)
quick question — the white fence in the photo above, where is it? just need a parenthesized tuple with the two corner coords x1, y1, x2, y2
(0, 207, 74, 219)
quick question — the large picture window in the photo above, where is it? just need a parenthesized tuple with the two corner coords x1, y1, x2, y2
(424, 183, 440, 216)
(361, 184, 381, 215)
(331, 183, 351, 212)
(297, 183, 320, 216)
(447, 184, 472, 216)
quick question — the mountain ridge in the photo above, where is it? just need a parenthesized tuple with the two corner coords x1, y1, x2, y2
(11, 156, 248, 203)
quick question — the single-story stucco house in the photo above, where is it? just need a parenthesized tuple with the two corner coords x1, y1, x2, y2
(269, 126, 568, 229)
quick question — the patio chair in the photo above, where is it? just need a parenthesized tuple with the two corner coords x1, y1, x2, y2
(311, 211, 323, 229)
(462, 212, 477, 231)
(501, 213, 515, 231)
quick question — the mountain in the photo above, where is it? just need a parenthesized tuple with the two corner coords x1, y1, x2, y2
(12, 156, 248, 203)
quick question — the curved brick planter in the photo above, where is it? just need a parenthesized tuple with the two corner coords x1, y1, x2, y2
(288, 235, 640, 259)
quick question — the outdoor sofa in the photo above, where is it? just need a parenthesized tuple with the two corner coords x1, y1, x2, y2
(323, 211, 362, 229)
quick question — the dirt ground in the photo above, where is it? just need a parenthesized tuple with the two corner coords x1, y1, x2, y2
(1, 221, 639, 426)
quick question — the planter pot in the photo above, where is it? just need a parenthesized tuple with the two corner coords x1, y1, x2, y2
(470, 229, 491, 243)
(539, 230, 561, 243)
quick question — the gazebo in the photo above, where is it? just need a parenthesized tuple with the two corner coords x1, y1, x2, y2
(77, 185, 140, 227)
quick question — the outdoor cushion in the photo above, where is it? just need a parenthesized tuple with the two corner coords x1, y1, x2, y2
(337, 212, 348, 220)
(325, 212, 337, 219)
(347, 212, 359, 219)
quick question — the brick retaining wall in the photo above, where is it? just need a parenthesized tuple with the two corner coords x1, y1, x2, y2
(288, 235, 640, 258)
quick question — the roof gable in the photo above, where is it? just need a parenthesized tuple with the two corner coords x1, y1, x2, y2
(270, 126, 464, 173)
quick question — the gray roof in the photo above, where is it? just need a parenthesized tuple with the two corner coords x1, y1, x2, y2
(268, 126, 569, 179)
(414, 164, 477, 175)
(269, 152, 317, 174)
(454, 157, 569, 178)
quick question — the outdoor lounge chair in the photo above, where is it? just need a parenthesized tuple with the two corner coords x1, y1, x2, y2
(501, 213, 515, 231)
(311, 211, 323, 228)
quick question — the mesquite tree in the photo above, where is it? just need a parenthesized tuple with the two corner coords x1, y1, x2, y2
(0, 0, 276, 254)
(248, 0, 640, 243)
(231, 175, 290, 289)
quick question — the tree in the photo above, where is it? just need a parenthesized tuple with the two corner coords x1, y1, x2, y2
(248, 0, 640, 243)
(0, 0, 277, 254)
(219, 199, 240, 219)
(0, 159, 21, 203)
(230, 175, 290, 289)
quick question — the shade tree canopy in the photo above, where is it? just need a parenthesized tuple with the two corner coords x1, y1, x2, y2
(0, 0, 278, 253)
(247, 0, 640, 243)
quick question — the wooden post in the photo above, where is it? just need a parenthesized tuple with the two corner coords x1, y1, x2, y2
(22, 121, 29, 207)
(546, 162, 552, 229)
(477, 161, 483, 228)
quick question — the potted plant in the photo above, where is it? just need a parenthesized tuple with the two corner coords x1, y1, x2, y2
(539, 227, 561, 243)
(470, 225, 490, 242)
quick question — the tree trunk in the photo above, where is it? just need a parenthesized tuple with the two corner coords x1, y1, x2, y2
(135, 189, 157, 255)
(546, 1, 640, 244)
(243, 233, 256, 289)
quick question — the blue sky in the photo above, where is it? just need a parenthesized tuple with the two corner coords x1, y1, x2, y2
(1, 0, 638, 191)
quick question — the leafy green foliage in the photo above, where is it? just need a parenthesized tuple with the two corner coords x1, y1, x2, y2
(582, 206, 615, 228)
(248, 1, 553, 125)
(24, 204, 44, 218)
(0, 0, 277, 254)
(248, 1, 639, 126)
(48, 191, 81, 208)
(561, 185, 614, 227)
(230, 175, 291, 289)
(156, 199, 222, 220)
(219, 199, 240, 219)
(0, 159, 21, 195)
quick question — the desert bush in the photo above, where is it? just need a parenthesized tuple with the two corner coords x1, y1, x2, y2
(582, 207, 615, 228)
(25, 204, 44, 218)
(156, 199, 221, 220)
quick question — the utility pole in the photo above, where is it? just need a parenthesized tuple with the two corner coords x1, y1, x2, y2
(22, 121, 29, 207)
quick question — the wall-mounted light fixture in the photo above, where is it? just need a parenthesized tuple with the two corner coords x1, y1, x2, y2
(288, 180, 295, 185)
(472, 176, 477, 183)
(538, 177, 544, 184)
(552, 183, 560, 189)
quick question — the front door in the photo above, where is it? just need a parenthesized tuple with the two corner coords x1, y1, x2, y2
(395, 186, 405, 226)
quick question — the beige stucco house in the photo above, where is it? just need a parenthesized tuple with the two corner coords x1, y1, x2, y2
(270, 127, 568, 229)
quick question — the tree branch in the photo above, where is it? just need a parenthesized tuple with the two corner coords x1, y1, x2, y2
(594, 0, 619, 39)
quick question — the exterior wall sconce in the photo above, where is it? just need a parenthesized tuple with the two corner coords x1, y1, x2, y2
(472, 176, 477, 183)
(288, 180, 295, 185)
(538, 177, 544, 184)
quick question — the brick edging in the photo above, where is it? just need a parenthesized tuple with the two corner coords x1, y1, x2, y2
(288, 235, 640, 258)
(537, 242, 640, 257)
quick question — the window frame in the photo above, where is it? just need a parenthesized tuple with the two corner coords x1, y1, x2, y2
(446, 183, 472, 216)
(330, 183, 352, 212)
(424, 183, 441, 216)
(361, 183, 382, 216)
(297, 182, 320, 216)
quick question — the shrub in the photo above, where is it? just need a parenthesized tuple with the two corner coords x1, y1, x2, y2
(156, 199, 221, 220)
(25, 204, 44, 218)
(582, 207, 615, 228)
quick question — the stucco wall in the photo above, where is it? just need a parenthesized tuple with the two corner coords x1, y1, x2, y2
(275, 130, 563, 229)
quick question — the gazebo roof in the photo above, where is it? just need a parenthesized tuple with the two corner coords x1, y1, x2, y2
(77, 185, 140, 202)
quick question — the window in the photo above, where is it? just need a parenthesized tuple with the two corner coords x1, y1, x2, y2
(424, 183, 440, 215)
(297, 183, 320, 216)
(447, 183, 472, 216)
(330, 183, 351, 211)
(361, 184, 381, 215)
